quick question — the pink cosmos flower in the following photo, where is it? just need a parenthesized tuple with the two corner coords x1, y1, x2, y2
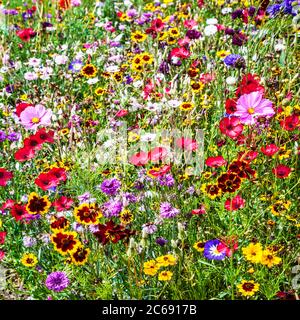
(233, 91, 274, 125)
(175, 137, 198, 151)
(20, 104, 52, 130)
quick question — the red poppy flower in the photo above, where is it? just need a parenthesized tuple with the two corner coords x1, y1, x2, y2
(192, 204, 206, 215)
(225, 98, 237, 114)
(217, 236, 238, 257)
(47, 167, 67, 182)
(14, 146, 36, 162)
(148, 147, 168, 163)
(151, 18, 165, 32)
(58, 0, 71, 10)
(224, 195, 246, 211)
(10, 203, 29, 221)
(35, 172, 59, 191)
(238, 151, 258, 163)
(236, 74, 264, 97)
(52, 196, 74, 212)
(261, 144, 280, 156)
(280, 114, 299, 131)
(129, 151, 149, 166)
(23, 136, 43, 150)
(0, 231, 6, 245)
(175, 137, 198, 151)
(16, 28, 36, 42)
(276, 291, 296, 300)
(205, 156, 227, 168)
(219, 117, 244, 139)
(16, 102, 33, 117)
(32, 128, 55, 144)
(199, 73, 216, 83)
(170, 47, 191, 59)
(0, 168, 13, 187)
(272, 165, 291, 178)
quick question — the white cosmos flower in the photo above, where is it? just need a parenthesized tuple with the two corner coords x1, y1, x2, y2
(132, 80, 143, 88)
(274, 43, 286, 52)
(54, 54, 68, 65)
(204, 25, 218, 36)
(145, 102, 162, 112)
(226, 76, 237, 86)
(75, 51, 85, 60)
(105, 65, 120, 73)
(140, 133, 157, 142)
(28, 58, 41, 67)
(221, 7, 232, 14)
(206, 18, 218, 25)
(166, 99, 181, 109)
(24, 72, 38, 80)
(87, 77, 99, 85)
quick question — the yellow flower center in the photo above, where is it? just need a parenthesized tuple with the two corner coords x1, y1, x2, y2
(31, 117, 40, 123)
(248, 108, 255, 114)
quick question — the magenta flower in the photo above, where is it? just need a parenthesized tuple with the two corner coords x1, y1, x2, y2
(20, 104, 52, 130)
(233, 91, 274, 125)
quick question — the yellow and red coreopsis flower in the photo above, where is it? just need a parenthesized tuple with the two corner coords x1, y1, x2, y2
(51, 231, 80, 256)
(26, 192, 51, 215)
(74, 203, 102, 225)
(237, 280, 260, 297)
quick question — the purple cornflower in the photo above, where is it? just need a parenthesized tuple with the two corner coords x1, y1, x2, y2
(160, 202, 180, 219)
(232, 33, 247, 46)
(78, 192, 95, 204)
(157, 174, 175, 187)
(6, 132, 21, 142)
(142, 222, 157, 234)
(203, 239, 226, 261)
(102, 199, 123, 217)
(125, 75, 134, 84)
(186, 29, 201, 39)
(23, 236, 37, 247)
(158, 60, 170, 74)
(2, 9, 19, 15)
(0, 131, 6, 142)
(45, 271, 70, 292)
(5, 85, 14, 93)
(100, 178, 121, 196)
(122, 192, 137, 205)
(231, 9, 243, 19)
(156, 237, 168, 246)
(127, 9, 138, 18)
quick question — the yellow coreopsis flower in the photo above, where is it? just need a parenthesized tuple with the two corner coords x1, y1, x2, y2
(143, 260, 160, 276)
(21, 253, 38, 267)
(261, 249, 282, 268)
(242, 243, 263, 264)
(158, 271, 173, 281)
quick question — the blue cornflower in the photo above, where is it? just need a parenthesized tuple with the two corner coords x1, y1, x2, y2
(223, 54, 244, 68)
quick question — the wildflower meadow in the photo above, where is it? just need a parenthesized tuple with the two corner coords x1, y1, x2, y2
(0, 0, 299, 301)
